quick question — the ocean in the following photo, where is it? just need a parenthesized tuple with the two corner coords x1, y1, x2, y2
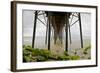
(23, 36, 91, 51)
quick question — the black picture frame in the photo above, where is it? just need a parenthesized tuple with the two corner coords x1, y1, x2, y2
(11, 1, 98, 72)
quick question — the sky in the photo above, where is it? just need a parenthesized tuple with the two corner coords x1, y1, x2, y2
(22, 10, 91, 37)
(22, 10, 91, 45)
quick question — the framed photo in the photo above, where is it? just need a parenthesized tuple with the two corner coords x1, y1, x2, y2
(11, 1, 98, 72)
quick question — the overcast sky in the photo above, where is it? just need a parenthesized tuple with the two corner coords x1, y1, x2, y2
(22, 10, 91, 39)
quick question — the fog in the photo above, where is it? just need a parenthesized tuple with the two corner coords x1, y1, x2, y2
(22, 10, 91, 49)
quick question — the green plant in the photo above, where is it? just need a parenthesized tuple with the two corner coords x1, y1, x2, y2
(58, 55, 70, 60)
(23, 45, 81, 62)
(24, 45, 34, 52)
(83, 51, 88, 54)
(84, 45, 91, 51)
(36, 56, 47, 62)
(83, 45, 91, 55)
(23, 56, 32, 62)
(70, 55, 80, 60)
(48, 54, 58, 60)
(64, 51, 69, 56)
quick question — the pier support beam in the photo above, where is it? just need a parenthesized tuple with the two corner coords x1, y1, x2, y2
(48, 14, 51, 50)
(78, 13, 83, 48)
(32, 11, 38, 48)
(45, 18, 48, 44)
(65, 14, 69, 51)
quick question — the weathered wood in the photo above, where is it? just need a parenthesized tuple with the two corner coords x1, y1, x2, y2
(65, 14, 69, 51)
(37, 18, 46, 26)
(45, 11, 71, 50)
(68, 14, 74, 44)
(32, 11, 38, 48)
(69, 23, 72, 44)
(45, 18, 48, 44)
(49, 12, 66, 44)
(78, 13, 83, 48)
(48, 14, 51, 50)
